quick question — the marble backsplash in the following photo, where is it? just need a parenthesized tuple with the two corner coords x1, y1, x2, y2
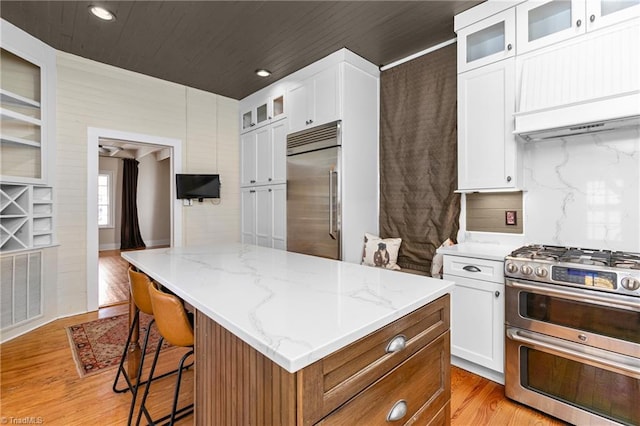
(461, 127, 640, 252)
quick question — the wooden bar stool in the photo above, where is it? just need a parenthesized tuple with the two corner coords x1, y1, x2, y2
(112, 268, 182, 425)
(135, 282, 194, 426)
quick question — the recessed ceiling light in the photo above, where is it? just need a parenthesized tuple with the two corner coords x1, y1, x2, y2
(255, 69, 271, 78)
(89, 5, 116, 21)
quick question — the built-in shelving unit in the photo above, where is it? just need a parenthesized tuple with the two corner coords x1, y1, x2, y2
(0, 184, 54, 252)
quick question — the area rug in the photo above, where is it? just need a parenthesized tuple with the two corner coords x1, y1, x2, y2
(66, 312, 169, 378)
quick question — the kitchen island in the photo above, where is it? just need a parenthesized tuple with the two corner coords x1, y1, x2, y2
(123, 244, 454, 425)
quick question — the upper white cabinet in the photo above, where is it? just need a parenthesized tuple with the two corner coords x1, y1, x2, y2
(457, 8, 516, 73)
(458, 59, 518, 191)
(240, 119, 287, 187)
(517, 0, 640, 54)
(241, 93, 285, 133)
(1, 20, 55, 185)
(287, 66, 341, 134)
(588, 0, 640, 30)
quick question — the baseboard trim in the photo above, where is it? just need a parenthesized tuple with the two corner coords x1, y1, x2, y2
(451, 355, 505, 385)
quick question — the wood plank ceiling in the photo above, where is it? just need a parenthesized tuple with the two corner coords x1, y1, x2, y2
(0, 1, 482, 100)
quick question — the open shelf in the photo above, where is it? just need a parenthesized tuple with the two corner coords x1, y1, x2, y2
(0, 184, 54, 253)
(0, 88, 40, 109)
(0, 108, 42, 126)
(1, 134, 41, 147)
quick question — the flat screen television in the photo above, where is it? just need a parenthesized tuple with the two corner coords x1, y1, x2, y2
(176, 174, 220, 200)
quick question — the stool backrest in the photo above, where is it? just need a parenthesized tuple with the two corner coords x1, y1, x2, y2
(129, 268, 154, 315)
(148, 283, 194, 347)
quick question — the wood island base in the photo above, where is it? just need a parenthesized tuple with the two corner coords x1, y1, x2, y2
(195, 294, 451, 425)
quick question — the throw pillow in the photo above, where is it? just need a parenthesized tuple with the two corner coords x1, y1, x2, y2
(361, 233, 402, 270)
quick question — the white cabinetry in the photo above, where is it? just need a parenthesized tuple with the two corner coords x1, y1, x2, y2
(288, 66, 341, 134)
(444, 255, 505, 383)
(241, 93, 285, 133)
(241, 120, 287, 187)
(516, 0, 640, 54)
(457, 8, 516, 73)
(241, 185, 286, 250)
(1, 184, 54, 252)
(457, 59, 518, 191)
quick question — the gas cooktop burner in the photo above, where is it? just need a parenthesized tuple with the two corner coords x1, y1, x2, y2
(508, 245, 640, 269)
(505, 244, 640, 296)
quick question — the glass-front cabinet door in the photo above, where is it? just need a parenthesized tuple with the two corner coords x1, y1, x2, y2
(587, 0, 640, 31)
(457, 8, 516, 73)
(516, 0, 586, 54)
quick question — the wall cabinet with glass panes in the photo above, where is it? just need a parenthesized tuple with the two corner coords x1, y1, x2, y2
(1, 19, 56, 252)
(240, 93, 285, 133)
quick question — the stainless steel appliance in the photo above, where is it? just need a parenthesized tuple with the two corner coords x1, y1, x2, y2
(286, 121, 341, 260)
(504, 245, 640, 426)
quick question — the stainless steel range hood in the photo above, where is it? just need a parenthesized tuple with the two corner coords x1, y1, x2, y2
(514, 20, 639, 142)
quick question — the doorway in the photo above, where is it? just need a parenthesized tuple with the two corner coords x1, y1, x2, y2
(97, 139, 172, 307)
(87, 128, 183, 312)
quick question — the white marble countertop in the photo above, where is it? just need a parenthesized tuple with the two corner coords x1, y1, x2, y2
(122, 243, 454, 373)
(436, 242, 518, 262)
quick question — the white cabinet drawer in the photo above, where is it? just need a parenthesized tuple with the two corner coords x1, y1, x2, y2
(443, 255, 504, 282)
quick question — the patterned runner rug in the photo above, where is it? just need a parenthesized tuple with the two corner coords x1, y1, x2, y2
(66, 312, 168, 378)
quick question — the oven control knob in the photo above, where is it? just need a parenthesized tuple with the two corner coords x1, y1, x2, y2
(534, 267, 548, 278)
(521, 265, 533, 276)
(506, 262, 519, 274)
(621, 277, 640, 291)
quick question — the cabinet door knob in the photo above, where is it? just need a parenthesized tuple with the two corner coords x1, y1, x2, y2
(268, 177, 272, 182)
(249, 190, 256, 193)
(309, 119, 313, 124)
(386, 400, 408, 422)
(506, 175, 512, 182)
(462, 265, 481, 273)
(268, 116, 272, 120)
(576, 19, 582, 27)
(268, 188, 272, 192)
(507, 43, 513, 51)
(250, 123, 255, 127)
(590, 14, 596, 23)
(495, 291, 500, 298)
(250, 180, 256, 183)
(385, 335, 407, 353)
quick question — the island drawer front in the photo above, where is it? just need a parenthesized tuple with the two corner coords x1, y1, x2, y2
(298, 294, 450, 425)
(443, 255, 504, 283)
(316, 331, 451, 426)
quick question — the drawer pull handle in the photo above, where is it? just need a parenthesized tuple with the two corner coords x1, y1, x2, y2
(386, 400, 408, 422)
(385, 335, 406, 353)
(463, 265, 481, 272)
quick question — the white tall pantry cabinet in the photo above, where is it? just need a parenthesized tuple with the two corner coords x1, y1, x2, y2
(239, 49, 379, 263)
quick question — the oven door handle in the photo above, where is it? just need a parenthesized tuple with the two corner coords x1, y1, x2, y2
(507, 328, 640, 378)
(506, 279, 640, 311)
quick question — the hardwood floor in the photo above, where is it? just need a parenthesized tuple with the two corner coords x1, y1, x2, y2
(0, 304, 194, 425)
(99, 249, 131, 307)
(451, 367, 567, 426)
(1, 304, 565, 426)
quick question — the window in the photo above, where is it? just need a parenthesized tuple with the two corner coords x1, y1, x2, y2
(98, 171, 114, 228)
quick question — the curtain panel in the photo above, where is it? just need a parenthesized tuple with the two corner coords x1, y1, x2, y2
(120, 158, 146, 250)
(379, 43, 460, 273)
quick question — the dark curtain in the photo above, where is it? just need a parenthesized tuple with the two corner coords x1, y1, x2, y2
(120, 158, 146, 250)
(379, 43, 460, 273)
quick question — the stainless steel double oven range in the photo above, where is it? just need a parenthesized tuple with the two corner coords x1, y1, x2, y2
(504, 245, 639, 426)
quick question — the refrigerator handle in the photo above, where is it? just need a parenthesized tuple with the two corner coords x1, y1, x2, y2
(329, 168, 337, 240)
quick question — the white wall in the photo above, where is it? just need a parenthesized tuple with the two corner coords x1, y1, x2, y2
(461, 129, 640, 252)
(98, 156, 122, 249)
(137, 155, 171, 247)
(52, 52, 239, 317)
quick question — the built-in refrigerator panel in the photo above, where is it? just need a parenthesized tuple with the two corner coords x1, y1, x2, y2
(286, 122, 341, 260)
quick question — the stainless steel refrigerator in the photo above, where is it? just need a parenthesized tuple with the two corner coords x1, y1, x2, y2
(286, 121, 341, 260)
